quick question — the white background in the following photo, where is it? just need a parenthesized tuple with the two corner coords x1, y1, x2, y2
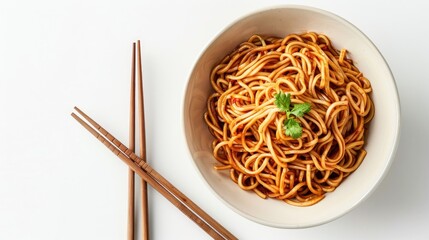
(1, 0, 428, 239)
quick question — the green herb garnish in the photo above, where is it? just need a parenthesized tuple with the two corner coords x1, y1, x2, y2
(274, 92, 311, 139)
(290, 102, 311, 117)
(274, 90, 291, 113)
(284, 118, 303, 139)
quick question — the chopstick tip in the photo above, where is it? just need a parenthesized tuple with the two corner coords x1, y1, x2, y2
(70, 112, 78, 119)
(74, 106, 84, 115)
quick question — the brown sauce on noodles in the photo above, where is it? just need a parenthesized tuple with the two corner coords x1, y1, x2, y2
(204, 32, 374, 206)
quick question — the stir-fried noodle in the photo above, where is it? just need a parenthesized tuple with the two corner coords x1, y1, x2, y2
(204, 32, 374, 206)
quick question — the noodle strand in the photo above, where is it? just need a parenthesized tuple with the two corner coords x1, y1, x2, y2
(204, 32, 374, 206)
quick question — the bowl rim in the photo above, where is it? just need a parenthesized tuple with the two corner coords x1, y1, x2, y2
(181, 4, 401, 228)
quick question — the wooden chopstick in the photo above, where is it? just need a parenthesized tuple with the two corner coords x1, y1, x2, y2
(71, 107, 238, 240)
(128, 42, 136, 240)
(136, 40, 149, 240)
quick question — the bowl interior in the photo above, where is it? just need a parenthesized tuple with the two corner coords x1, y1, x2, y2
(183, 5, 400, 228)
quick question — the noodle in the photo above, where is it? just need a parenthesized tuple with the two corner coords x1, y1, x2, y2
(204, 32, 374, 206)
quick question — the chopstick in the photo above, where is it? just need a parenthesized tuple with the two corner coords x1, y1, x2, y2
(127, 42, 136, 240)
(71, 107, 237, 240)
(136, 40, 149, 240)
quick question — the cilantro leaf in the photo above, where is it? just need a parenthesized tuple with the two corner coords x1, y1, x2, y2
(284, 118, 303, 139)
(274, 92, 290, 113)
(289, 102, 311, 117)
(274, 91, 311, 139)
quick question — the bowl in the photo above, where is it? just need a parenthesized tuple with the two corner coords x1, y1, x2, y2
(183, 5, 400, 228)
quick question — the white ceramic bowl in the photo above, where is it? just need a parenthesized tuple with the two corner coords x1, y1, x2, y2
(183, 5, 400, 228)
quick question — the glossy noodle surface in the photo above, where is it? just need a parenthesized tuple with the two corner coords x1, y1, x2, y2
(204, 32, 374, 206)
